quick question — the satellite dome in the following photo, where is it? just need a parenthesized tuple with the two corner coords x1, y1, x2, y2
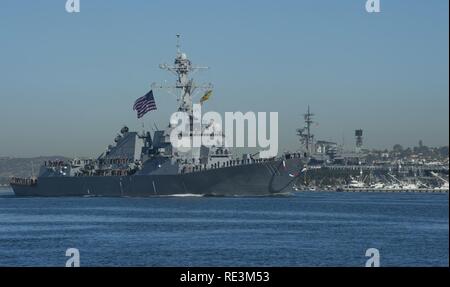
(181, 53, 187, 60)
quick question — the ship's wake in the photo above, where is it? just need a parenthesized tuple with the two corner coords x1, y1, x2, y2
(163, 193, 205, 197)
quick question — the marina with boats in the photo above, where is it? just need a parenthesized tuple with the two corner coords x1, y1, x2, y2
(291, 106, 449, 193)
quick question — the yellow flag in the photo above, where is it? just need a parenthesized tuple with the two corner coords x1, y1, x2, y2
(200, 90, 213, 104)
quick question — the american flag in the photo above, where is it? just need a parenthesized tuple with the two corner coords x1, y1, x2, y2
(133, 90, 157, 119)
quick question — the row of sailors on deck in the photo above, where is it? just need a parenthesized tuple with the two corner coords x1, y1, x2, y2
(99, 158, 135, 165)
(180, 157, 279, 174)
(10, 177, 37, 186)
(45, 160, 65, 167)
(75, 169, 129, 176)
(110, 169, 129, 176)
(47, 158, 135, 168)
(180, 152, 302, 174)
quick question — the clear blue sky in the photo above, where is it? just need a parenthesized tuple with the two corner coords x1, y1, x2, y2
(0, 0, 448, 157)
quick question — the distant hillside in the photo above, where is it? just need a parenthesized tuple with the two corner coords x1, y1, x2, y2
(0, 156, 69, 185)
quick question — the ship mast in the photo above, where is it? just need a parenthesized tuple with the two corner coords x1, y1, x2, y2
(154, 35, 212, 117)
(296, 105, 315, 156)
(305, 105, 314, 154)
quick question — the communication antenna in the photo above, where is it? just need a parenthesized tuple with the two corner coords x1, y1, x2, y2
(176, 34, 181, 55)
(297, 105, 315, 156)
(152, 35, 212, 116)
(305, 105, 314, 154)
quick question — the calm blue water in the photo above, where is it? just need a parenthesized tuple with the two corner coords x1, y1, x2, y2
(0, 187, 448, 267)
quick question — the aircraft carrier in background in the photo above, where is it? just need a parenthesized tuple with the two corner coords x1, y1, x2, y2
(10, 36, 303, 197)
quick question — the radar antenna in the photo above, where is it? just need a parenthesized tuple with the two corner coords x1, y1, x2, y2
(152, 35, 213, 116)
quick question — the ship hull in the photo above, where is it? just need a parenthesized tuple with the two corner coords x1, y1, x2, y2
(11, 158, 302, 197)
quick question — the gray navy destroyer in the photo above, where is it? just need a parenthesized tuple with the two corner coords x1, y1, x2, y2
(11, 36, 303, 197)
